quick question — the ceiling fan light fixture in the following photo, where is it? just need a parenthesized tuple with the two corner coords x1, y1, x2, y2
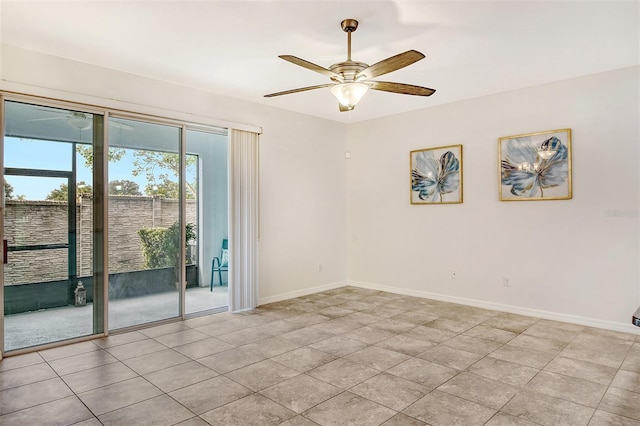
(67, 116, 91, 130)
(330, 82, 369, 108)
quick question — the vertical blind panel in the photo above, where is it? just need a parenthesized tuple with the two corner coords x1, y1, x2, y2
(228, 129, 259, 311)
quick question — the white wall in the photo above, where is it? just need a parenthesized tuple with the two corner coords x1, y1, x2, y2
(3, 45, 638, 332)
(0, 45, 349, 303)
(347, 66, 640, 332)
(257, 109, 349, 300)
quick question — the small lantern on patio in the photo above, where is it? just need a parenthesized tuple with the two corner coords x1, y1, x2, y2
(74, 281, 86, 307)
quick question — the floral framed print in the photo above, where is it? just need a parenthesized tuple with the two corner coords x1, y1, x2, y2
(410, 144, 463, 204)
(499, 128, 572, 201)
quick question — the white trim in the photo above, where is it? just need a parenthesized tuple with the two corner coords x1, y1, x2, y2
(348, 280, 640, 336)
(258, 281, 349, 306)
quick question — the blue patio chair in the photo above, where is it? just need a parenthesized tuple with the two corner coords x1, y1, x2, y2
(210, 239, 228, 290)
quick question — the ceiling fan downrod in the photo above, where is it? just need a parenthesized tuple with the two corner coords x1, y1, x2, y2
(341, 19, 358, 62)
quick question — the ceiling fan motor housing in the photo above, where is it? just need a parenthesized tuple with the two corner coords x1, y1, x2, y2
(329, 61, 369, 82)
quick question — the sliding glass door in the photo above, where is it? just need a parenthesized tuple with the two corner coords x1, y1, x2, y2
(2, 100, 105, 352)
(107, 117, 183, 330)
(185, 129, 228, 315)
(1, 96, 229, 355)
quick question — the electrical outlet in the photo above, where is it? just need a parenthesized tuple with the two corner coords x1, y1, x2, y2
(318, 263, 323, 272)
(451, 270, 457, 279)
(503, 276, 510, 287)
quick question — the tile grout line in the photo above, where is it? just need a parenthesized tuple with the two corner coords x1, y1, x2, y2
(3, 286, 639, 425)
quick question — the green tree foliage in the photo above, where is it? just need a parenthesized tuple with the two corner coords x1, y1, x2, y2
(145, 177, 179, 199)
(132, 151, 197, 198)
(144, 176, 196, 199)
(76, 145, 126, 169)
(5, 180, 14, 200)
(77, 145, 197, 199)
(46, 181, 93, 201)
(137, 228, 170, 269)
(137, 222, 196, 272)
(4, 180, 26, 200)
(109, 179, 142, 196)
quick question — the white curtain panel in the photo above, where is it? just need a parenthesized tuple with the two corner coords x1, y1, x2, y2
(228, 129, 259, 311)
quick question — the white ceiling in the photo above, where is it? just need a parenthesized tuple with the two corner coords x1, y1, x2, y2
(1, 1, 638, 124)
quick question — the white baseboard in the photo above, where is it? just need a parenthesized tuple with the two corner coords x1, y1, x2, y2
(258, 281, 349, 306)
(348, 280, 640, 336)
(256, 279, 639, 335)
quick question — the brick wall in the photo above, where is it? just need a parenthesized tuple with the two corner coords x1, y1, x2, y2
(4, 196, 197, 285)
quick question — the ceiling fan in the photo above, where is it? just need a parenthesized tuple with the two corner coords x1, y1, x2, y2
(27, 111, 134, 131)
(265, 18, 436, 112)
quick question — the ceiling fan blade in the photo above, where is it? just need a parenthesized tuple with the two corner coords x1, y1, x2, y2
(34, 107, 68, 114)
(279, 55, 341, 80)
(264, 84, 330, 98)
(369, 81, 436, 96)
(357, 50, 425, 80)
(26, 117, 66, 122)
(111, 120, 134, 130)
(339, 104, 354, 112)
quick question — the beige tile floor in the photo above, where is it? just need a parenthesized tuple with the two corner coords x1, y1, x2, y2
(1, 286, 639, 425)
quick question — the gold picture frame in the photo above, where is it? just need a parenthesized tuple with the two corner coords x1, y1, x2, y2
(410, 144, 463, 204)
(498, 128, 572, 201)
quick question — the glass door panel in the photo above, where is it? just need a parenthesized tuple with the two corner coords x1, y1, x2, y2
(185, 129, 228, 314)
(107, 117, 182, 329)
(3, 101, 99, 352)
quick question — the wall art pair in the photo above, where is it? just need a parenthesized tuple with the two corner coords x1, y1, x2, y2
(410, 128, 572, 204)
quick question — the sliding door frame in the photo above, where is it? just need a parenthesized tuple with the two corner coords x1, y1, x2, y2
(0, 95, 5, 360)
(0, 92, 228, 357)
(0, 95, 108, 356)
(95, 112, 108, 336)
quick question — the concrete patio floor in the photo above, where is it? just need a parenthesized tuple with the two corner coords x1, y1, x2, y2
(4, 285, 228, 352)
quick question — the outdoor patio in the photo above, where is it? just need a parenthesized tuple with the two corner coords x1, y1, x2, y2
(4, 286, 228, 352)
